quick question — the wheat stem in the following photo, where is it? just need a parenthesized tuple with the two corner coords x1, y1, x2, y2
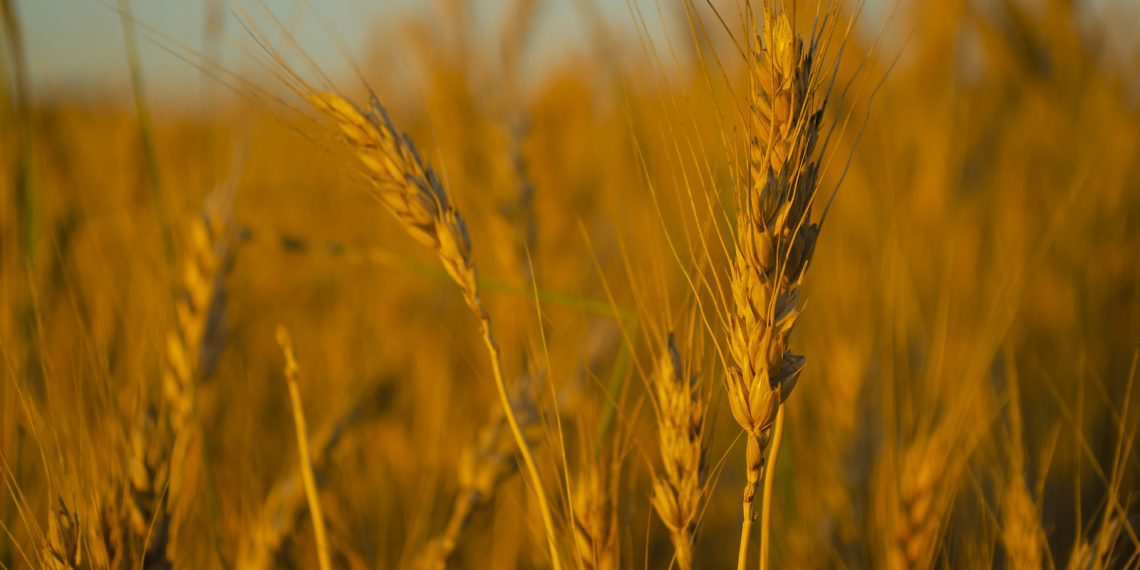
(759, 405, 785, 570)
(276, 326, 332, 570)
(738, 433, 763, 570)
(738, 502, 753, 570)
(473, 306, 562, 569)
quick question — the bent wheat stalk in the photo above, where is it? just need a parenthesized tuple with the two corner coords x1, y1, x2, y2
(305, 92, 561, 568)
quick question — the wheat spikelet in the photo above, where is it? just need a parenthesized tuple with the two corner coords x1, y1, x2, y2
(42, 497, 82, 570)
(725, 2, 828, 567)
(306, 90, 561, 567)
(649, 333, 707, 570)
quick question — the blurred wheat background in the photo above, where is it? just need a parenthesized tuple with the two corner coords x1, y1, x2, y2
(2, 0, 1138, 568)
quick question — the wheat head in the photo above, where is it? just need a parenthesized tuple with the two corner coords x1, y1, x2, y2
(650, 333, 707, 570)
(306, 90, 561, 568)
(42, 498, 82, 570)
(726, 2, 827, 567)
(572, 461, 618, 570)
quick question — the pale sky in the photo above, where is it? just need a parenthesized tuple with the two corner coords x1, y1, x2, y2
(16, 0, 677, 103)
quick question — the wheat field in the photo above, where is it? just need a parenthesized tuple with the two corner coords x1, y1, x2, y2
(2, 0, 1139, 568)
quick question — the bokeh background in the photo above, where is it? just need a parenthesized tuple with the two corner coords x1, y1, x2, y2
(2, 0, 1138, 568)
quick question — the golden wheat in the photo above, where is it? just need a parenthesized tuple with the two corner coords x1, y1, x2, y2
(649, 333, 707, 570)
(571, 458, 619, 570)
(124, 407, 171, 569)
(725, 2, 829, 568)
(305, 90, 561, 567)
(41, 498, 82, 570)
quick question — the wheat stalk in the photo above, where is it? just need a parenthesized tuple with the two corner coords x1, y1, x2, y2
(238, 382, 392, 569)
(725, 3, 827, 568)
(649, 333, 707, 570)
(306, 91, 561, 568)
(275, 325, 332, 570)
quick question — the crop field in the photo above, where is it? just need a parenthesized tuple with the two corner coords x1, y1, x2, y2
(1, 0, 1138, 568)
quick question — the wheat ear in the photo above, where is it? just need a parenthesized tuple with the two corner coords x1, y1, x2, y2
(42, 497, 82, 570)
(164, 206, 232, 433)
(726, 3, 826, 568)
(649, 333, 708, 570)
(886, 431, 958, 570)
(307, 92, 561, 568)
(125, 406, 172, 569)
(571, 457, 619, 570)
(161, 193, 235, 542)
(125, 191, 234, 563)
(1001, 357, 1045, 570)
